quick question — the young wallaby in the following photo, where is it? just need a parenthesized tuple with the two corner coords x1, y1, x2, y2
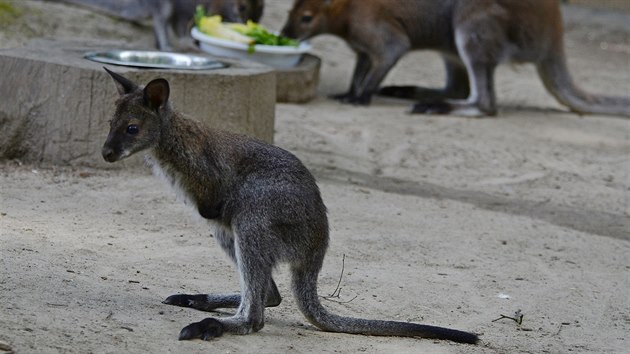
(54, 0, 264, 51)
(281, 0, 630, 117)
(100, 67, 479, 344)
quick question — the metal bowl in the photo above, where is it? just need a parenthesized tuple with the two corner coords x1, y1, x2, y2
(84, 50, 227, 70)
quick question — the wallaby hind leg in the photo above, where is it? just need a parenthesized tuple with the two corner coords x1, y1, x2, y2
(351, 40, 410, 105)
(163, 278, 281, 311)
(330, 52, 371, 103)
(178, 225, 275, 340)
(411, 25, 500, 116)
(146, 0, 173, 51)
(333, 25, 411, 105)
(163, 225, 282, 312)
(379, 55, 470, 102)
(411, 61, 497, 116)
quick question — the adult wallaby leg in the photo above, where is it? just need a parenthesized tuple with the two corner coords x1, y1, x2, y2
(178, 226, 275, 340)
(330, 52, 371, 103)
(411, 61, 497, 116)
(379, 55, 470, 102)
(411, 22, 500, 116)
(163, 226, 282, 311)
(146, 0, 173, 51)
(352, 40, 410, 105)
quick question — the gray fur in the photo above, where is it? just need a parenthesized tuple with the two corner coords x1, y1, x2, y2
(101, 68, 478, 344)
(52, 0, 264, 51)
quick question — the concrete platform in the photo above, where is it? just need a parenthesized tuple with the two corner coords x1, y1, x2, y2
(275, 54, 320, 103)
(0, 39, 276, 168)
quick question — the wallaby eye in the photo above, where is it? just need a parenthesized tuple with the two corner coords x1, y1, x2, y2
(301, 14, 313, 23)
(126, 124, 139, 135)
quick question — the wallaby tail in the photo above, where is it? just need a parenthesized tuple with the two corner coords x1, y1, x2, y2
(291, 266, 479, 344)
(537, 49, 630, 117)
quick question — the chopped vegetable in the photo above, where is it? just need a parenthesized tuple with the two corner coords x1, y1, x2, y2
(197, 14, 254, 45)
(195, 5, 299, 53)
(227, 20, 299, 47)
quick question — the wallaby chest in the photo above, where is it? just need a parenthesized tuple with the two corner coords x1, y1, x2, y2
(147, 155, 225, 221)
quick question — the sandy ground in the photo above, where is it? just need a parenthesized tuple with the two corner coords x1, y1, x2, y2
(1, 1, 630, 353)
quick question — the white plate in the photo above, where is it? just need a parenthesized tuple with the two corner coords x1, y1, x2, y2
(191, 27, 310, 69)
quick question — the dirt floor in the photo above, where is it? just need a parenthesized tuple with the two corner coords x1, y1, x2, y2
(1, 0, 629, 353)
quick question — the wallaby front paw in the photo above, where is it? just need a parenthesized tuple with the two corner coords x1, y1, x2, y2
(179, 318, 224, 341)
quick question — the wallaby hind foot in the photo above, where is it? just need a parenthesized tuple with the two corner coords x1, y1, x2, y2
(179, 318, 224, 340)
(163, 279, 282, 312)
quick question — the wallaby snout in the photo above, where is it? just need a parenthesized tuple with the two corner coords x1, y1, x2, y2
(102, 145, 116, 163)
(101, 141, 123, 163)
(101, 134, 129, 163)
(279, 23, 294, 39)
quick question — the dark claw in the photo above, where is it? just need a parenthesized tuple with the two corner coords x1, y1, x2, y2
(178, 318, 224, 341)
(410, 101, 452, 114)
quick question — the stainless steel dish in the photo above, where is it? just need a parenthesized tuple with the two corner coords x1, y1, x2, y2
(84, 50, 227, 70)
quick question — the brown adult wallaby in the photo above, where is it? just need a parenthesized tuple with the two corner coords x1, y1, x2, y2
(100, 67, 479, 344)
(281, 0, 630, 117)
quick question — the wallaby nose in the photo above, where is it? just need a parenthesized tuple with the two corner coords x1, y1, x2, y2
(102, 146, 116, 163)
(280, 25, 293, 39)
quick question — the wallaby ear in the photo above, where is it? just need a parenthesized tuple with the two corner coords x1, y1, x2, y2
(104, 67, 138, 95)
(143, 78, 170, 111)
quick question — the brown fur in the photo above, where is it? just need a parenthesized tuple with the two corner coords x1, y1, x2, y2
(281, 0, 630, 117)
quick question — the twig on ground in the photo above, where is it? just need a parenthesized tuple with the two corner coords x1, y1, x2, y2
(321, 254, 357, 304)
(492, 309, 524, 325)
(328, 254, 346, 298)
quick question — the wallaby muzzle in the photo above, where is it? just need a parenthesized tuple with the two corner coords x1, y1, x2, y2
(102, 134, 124, 163)
(101, 145, 118, 163)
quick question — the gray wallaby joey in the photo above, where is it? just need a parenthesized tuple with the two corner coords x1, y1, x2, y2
(100, 68, 479, 344)
(54, 0, 264, 51)
(281, 0, 630, 117)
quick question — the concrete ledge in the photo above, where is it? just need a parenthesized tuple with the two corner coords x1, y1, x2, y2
(0, 39, 276, 168)
(276, 54, 320, 103)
